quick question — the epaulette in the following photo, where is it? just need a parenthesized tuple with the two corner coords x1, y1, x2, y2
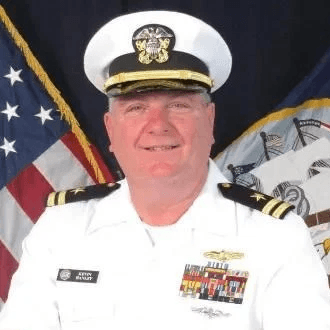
(46, 182, 121, 207)
(218, 183, 295, 219)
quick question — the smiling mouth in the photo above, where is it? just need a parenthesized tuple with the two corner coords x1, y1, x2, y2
(143, 145, 179, 151)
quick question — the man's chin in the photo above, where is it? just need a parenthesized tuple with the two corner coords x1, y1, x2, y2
(146, 163, 180, 178)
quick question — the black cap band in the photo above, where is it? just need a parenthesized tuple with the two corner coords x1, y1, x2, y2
(109, 51, 209, 77)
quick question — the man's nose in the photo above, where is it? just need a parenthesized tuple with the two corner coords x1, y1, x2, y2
(145, 108, 172, 134)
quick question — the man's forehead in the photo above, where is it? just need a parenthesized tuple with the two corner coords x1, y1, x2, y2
(112, 90, 202, 103)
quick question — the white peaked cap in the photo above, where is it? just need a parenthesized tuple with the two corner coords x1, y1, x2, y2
(84, 10, 232, 95)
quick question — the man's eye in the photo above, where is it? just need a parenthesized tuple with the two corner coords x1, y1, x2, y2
(169, 103, 190, 110)
(126, 105, 145, 113)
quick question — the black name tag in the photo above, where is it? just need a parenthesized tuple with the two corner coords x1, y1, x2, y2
(57, 269, 99, 283)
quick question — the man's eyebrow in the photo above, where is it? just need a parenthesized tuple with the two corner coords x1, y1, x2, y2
(170, 95, 194, 101)
(112, 92, 198, 107)
(114, 95, 148, 103)
(112, 99, 142, 108)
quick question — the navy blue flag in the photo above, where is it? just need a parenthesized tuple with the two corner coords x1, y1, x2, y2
(216, 47, 330, 286)
(276, 47, 330, 110)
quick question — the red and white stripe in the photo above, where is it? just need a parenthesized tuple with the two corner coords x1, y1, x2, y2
(0, 131, 114, 305)
(320, 121, 330, 133)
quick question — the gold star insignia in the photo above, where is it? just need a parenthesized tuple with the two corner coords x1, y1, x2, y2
(250, 193, 266, 202)
(71, 188, 85, 195)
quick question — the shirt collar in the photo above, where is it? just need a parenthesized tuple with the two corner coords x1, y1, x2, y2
(87, 179, 139, 234)
(179, 159, 238, 236)
(87, 159, 237, 236)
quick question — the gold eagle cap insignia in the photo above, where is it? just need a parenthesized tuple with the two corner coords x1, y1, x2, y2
(203, 250, 244, 262)
(133, 25, 175, 64)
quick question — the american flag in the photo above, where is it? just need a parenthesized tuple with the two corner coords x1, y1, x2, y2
(0, 5, 114, 310)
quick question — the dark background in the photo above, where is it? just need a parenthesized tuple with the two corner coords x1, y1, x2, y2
(2, 0, 330, 179)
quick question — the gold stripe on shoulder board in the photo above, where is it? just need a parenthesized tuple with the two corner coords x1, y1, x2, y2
(262, 198, 281, 215)
(272, 202, 293, 219)
(47, 192, 56, 207)
(57, 191, 67, 205)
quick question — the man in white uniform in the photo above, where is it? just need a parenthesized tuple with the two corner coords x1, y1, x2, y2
(0, 10, 329, 330)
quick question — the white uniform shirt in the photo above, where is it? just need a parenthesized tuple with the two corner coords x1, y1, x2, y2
(0, 161, 329, 330)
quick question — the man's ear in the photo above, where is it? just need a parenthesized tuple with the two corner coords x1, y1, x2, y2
(104, 112, 114, 151)
(104, 112, 112, 137)
(207, 102, 215, 125)
(207, 102, 216, 144)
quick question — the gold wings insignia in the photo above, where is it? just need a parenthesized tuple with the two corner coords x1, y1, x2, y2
(203, 250, 244, 262)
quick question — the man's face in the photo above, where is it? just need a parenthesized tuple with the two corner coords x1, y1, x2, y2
(104, 90, 215, 182)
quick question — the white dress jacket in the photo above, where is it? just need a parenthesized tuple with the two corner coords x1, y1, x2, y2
(1, 161, 329, 330)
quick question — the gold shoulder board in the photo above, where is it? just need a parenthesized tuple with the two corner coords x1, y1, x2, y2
(46, 182, 121, 207)
(218, 183, 294, 219)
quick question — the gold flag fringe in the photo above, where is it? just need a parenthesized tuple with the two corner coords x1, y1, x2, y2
(0, 5, 106, 183)
(215, 97, 330, 161)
